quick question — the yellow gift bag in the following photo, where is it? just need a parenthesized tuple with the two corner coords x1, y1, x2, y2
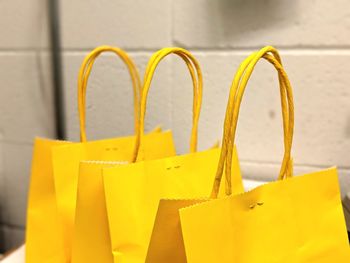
(26, 138, 70, 263)
(25, 45, 174, 263)
(102, 47, 244, 263)
(51, 46, 176, 262)
(179, 46, 350, 263)
(71, 47, 201, 263)
(145, 49, 294, 263)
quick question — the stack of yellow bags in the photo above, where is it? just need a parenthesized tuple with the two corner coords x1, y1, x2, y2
(25, 45, 350, 263)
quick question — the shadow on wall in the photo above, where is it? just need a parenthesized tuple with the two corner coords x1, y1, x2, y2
(0, 216, 4, 253)
(201, 0, 298, 46)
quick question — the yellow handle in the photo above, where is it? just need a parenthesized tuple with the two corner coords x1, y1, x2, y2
(212, 46, 295, 198)
(226, 48, 294, 193)
(212, 51, 292, 197)
(131, 47, 203, 162)
(225, 51, 293, 184)
(142, 49, 200, 130)
(78, 45, 141, 142)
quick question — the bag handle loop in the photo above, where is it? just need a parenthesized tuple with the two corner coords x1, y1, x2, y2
(131, 47, 203, 162)
(212, 46, 294, 198)
(78, 45, 141, 142)
(225, 50, 293, 185)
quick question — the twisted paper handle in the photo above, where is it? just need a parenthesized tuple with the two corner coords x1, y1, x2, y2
(78, 45, 141, 142)
(212, 46, 294, 198)
(132, 47, 203, 162)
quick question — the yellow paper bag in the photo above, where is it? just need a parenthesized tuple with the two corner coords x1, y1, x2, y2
(25, 45, 174, 263)
(71, 46, 205, 263)
(144, 48, 296, 263)
(102, 47, 244, 263)
(50, 46, 176, 262)
(179, 46, 350, 263)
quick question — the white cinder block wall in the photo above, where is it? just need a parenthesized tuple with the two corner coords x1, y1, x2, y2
(1, 0, 350, 251)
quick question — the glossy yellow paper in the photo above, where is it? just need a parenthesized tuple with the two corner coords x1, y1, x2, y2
(71, 47, 204, 263)
(72, 162, 115, 263)
(102, 47, 244, 263)
(144, 48, 293, 263)
(144, 148, 242, 263)
(54, 132, 174, 260)
(25, 46, 175, 263)
(51, 46, 176, 262)
(179, 47, 350, 263)
(25, 138, 71, 263)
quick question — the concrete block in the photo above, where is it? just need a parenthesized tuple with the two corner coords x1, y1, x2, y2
(0, 53, 55, 143)
(0, 0, 48, 49)
(61, 0, 171, 49)
(174, 0, 350, 48)
(2, 142, 32, 227)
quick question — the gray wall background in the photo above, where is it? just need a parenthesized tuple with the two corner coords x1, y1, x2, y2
(1, 0, 350, 251)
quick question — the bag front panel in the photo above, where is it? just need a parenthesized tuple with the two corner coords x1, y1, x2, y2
(180, 168, 349, 263)
(26, 138, 71, 263)
(103, 147, 243, 262)
(67, 131, 176, 262)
